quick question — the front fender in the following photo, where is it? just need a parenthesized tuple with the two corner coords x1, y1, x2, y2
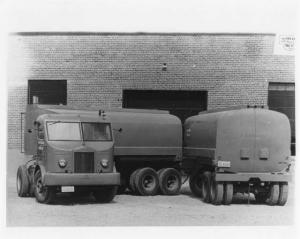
(34, 164, 47, 184)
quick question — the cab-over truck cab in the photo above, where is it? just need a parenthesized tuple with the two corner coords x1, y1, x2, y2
(17, 105, 120, 204)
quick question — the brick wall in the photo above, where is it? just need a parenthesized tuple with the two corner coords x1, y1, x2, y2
(7, 33, 295, 148)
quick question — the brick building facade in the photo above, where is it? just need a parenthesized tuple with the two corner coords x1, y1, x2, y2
(7, 33, 295, 149)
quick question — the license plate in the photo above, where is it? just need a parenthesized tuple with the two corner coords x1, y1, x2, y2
(61, 186, 75, 192)
(217, 161, 231, 168)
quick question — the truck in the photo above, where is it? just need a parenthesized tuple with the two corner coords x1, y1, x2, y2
(17, 104, 292, 205)
(17, 104, 120, 204)
(183, 106, 292, 205)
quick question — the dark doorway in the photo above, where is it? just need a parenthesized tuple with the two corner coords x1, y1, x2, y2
(268, 83, 295, 155)
(28, 80, 67, 105)
(122, 90, 207, 122)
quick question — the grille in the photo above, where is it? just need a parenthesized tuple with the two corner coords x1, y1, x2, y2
(74, 152, 94, 173)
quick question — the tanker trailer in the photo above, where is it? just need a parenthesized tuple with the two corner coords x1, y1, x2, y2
(106, 109, 183, 196)
(17, 104, 120, 204)
(183, 107, 292, 206)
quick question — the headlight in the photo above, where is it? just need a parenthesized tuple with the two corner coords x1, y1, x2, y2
(101, 159, 109, 168)
(58, 159, 67, 168)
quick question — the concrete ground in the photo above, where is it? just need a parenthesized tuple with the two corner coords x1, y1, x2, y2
(6, 149, 295, 226)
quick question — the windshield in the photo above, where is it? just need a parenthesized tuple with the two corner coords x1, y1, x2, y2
(47, 122, 81, 141)
(82, 123, 112, 141)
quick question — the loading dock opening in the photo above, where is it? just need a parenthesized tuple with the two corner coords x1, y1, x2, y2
(122, 90, 208, 122)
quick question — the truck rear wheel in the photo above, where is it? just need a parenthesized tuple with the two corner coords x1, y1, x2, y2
(278, 183, 288, 206)
(210, 178, 224, 205)
(93, 186, 118, 203)
(135, 167, 159, 196)
(223, 183, 233, 205)
(33, 170, 55, 204)
(266, 183, 280, 205)
(189, 172, 203, 197)
(129, 169, 140, 193)
(16, 165, 30, 197)
(158, 168, 181, 195)
(201, 171, 212, 203)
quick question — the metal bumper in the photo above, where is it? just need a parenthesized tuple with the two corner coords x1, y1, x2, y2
(43, 172, 120, 186)
(215, 172, 291, 182)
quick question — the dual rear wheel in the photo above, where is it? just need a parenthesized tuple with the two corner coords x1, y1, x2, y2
(255, 183, 288, 206)
(189, 171, 289, 206)
(129, 167, 181, 196)
(189, 171, 233, 205)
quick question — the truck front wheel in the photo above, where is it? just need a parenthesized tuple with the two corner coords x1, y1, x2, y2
(33, 170, 55, 204)
(93, 186, 118, 203)
(16, 165, 30, 197)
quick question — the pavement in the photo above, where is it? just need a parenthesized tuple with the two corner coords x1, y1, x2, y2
(6, 150, 295, 226)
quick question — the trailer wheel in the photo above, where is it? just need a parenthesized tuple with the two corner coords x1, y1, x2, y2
(33, 170, 55, 204)
(201, 171, 212, 203)
(210, 178, 224, 205)
(278, 183, 288, 206)
(16, 165, 30, 197)
(158, 168, 181, 195)
(189, 172, 203, 197)
(129, 169, 140, 193)
(223, 183, 233, 205)
(135, 167, 159, 196)
(93, 186, 118, 203)
(266, 183, 280, 206)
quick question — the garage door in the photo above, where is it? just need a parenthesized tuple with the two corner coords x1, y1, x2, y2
(268, 83, 295, 155)
(122, 90, 207, 122)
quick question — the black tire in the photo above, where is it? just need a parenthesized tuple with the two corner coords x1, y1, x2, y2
(223, 183, 233, 205)
(266, 183, 280, 206)
(189, 172, 203, 197)
(201, 171, 212, 203)
(16, 165, 30, 197)
(33, 170, 55, 204)
(158, 168, 181, 195)
(135, 167, 159, 196)
(129, 169, 140, 193)
(210, 178, 224, 205)
(278, 183, 288, 206)
(93, 186, 118, 203)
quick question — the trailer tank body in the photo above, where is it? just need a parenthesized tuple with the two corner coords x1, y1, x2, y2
(184, 108, 291, 173)
(107, 110, 182, 160)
